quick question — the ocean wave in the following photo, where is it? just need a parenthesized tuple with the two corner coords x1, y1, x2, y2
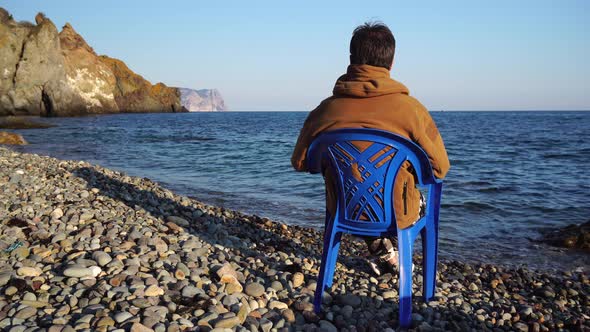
(542, 153, 581, 160)
(442, 201, 498, 211)
(138, 135, 216, 143)
(477, 186, 518, 193)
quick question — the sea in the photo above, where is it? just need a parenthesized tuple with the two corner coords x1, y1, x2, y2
(10, 111, 590, 272)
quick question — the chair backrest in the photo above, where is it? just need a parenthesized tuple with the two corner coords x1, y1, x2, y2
(307, 128, 437, 227)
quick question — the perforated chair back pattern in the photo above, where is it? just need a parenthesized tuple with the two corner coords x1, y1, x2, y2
(306, 128, 443, 328)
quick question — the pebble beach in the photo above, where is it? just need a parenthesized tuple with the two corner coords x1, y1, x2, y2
(0, 147, 588, 332)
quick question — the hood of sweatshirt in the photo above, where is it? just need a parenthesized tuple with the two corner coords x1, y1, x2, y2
(333, 64, 409, 98)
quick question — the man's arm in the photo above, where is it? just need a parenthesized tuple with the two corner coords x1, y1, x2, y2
(291, 112, 315, 172)
(411, 101, 450, 179)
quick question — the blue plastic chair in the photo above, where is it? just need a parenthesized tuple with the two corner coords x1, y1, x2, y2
(306, 128, 443, 328)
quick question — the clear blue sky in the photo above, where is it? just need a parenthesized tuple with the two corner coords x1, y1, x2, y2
(4, 1, 589, 111)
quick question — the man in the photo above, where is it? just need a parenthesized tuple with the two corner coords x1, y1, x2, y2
(291, 22, 450, 275)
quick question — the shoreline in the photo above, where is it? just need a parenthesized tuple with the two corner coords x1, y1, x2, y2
(0, 147, 588, 331)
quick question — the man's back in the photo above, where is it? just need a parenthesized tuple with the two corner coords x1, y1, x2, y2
(291, 64, 450, 228)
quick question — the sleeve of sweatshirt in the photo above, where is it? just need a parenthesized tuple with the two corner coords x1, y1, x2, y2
(291, 111, 315, 172)
(412, 101, 451, 179)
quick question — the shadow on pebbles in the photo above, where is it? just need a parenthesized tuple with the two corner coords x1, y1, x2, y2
(0, 147, 588, 332)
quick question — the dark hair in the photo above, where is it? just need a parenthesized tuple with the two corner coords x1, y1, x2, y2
(350, 22, 395, 69)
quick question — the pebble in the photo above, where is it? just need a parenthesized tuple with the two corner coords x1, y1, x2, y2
(268, 301, 288, 310)
(96, 317, 115, 327)
(259, 318, 273, 332)
(214, 316, 240, 328)
(130, 322, 155, 332)
(520, 305, 533, 316)
(92, 251, 112, 266)
(11, 247, 30, 260)
(63, 266, 101, 278)
(319, 320, 338, 332)
(383, 290, 397, 299)
(292, 272, 304, 288)
(0, 147, 587, 332)
(337, 294, 361, 307)
(50, 208, 64, 219)
(514, 322, 529, 332)
(16, 267, 42, 277)
(0, 272, 11, 286)
(144, 285, 164, 296)
(114, 312, 133, 323)
(181, 285, 200, 298)
(282, 309, 295, 322)
(245, 283, 265, 297)
(166, 216, 190, 227)
(270, 280, 284, 291)
(14, 307, 37, 320)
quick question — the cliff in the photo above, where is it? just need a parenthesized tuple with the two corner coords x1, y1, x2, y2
(178, 88, 227, 112)
(0, 8, 184, 116)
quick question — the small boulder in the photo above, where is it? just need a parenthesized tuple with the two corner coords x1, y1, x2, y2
(539, 220, 590, 251)
(245, 283, 265, 297)
(292, 272, 304, 288)
(17, 266, 42, 277)
(0, 117, 55, 129)
(216, 263, 238, 281)
(0, 132, 27, 145)
(144, 285, 164, 297)
(166, 216, 189, 227)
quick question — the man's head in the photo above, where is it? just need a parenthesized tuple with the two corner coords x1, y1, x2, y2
(349, 22, 396, 70)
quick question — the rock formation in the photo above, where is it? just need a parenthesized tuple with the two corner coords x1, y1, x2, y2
(0, 131, 27, 144)
(178, 88, 227, 112)
(0, 8, 184, 116)
(0, 116, 55, 129)
(100, 56, 182, 113)
(540, 220, 590, 252)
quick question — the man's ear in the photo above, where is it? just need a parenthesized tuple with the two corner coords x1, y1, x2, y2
(390, 58, 395, 70)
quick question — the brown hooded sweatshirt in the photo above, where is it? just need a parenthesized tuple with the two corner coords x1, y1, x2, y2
(291, 64, 450, 229)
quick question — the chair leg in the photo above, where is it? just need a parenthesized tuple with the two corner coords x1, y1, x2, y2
(398, 230, 414, 328)
(422, 220, 438, 301)
(326, 232, 342, 288)
(314, 225, 338, 313)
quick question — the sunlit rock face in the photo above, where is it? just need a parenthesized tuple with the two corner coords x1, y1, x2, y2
(59, 22, 118, 113)
(0, 8, 184, 116)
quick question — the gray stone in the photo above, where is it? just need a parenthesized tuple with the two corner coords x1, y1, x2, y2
(181, 285, 200, 298)
(319, 320, 338, 332)
(514, 322, 529, 332)
(336, 294, 361, 307)
(92, 251, 112, 266)
(14, 307, 37, 319)
(51, 208, 64, 219)
(520, 305, 533, 316)
(245, 283, 265, 297)
(270, 280, 284, 291)
(166, 216, 189, 227)
(383, 290, 397, 299)
(0, 273, 12, 287)
(214, 316, 240, 329)
(63, 266, 100, 278)
(259, 318, 273, 332)
(268, 301, 288, 310)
